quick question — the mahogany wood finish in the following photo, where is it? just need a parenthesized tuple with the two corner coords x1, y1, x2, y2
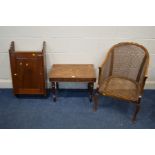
(49, 64, 96, 102)
(9, 41, 47, 95)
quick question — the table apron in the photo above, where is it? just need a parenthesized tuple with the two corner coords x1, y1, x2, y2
(49, 78, 96, 82)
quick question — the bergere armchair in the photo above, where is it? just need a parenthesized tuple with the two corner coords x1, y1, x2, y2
(94, 42, 149, 122)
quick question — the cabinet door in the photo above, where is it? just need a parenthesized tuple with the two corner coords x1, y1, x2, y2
(22, 58, 43, 89)
(13, 56, 45, 94)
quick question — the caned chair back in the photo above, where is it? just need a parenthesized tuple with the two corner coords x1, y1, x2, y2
(103, 42, 149, 83)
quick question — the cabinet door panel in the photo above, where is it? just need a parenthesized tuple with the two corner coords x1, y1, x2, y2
(22, 58, 44, 89)
(9, 43, 46, 95)
(13, 56, 45, 94)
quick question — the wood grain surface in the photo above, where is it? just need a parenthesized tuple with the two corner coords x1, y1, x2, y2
(49, 64, 96, 82)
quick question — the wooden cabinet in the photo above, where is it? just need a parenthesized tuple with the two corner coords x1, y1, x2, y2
(9, 41, 47, 95)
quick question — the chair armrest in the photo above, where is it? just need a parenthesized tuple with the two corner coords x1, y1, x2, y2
(98, 52, 112, 86)
(98, 57, 111, 85)
(98, 67, 102, 85)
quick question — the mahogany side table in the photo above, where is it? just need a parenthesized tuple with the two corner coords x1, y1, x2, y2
(49, 64, 96, 102)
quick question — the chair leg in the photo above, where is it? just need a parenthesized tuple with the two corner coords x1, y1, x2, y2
(93, 89, 99, 112)
(132, 97, 141, 123)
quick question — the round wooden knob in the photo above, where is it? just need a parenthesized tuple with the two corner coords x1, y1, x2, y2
(26, 63, 29, 67)
(14, 73, 17, 76)
(32, 53, 35, 56)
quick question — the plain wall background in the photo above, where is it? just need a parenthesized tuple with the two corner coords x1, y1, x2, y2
(0, 26, 155, 89)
